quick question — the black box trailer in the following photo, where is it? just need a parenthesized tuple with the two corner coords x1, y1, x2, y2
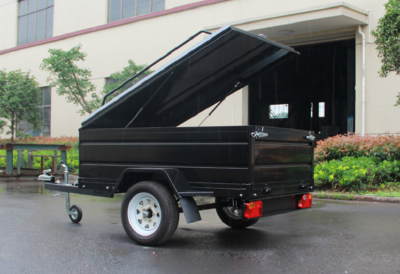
(41, 26, 315, 246)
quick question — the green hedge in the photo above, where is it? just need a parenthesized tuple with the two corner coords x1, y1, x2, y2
(314, 134, 400, 163)
(314, 156, 400, 191)
(314, 133, 400, 192)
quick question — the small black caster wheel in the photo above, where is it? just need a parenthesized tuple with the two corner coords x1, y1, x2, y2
(69, 205, 83, 223)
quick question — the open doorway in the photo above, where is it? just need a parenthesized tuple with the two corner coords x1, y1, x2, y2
(248, 39, 355, 139)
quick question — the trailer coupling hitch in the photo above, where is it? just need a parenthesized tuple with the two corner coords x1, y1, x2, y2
(251, 131, 268, 138)
(303, 132, 316, 141)
(38, 169, 55, 182)
(251, 127, 268, 138)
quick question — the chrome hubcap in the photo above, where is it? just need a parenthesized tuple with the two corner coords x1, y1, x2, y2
(71, 208, 78, 219)
(128, 193, 161, 236)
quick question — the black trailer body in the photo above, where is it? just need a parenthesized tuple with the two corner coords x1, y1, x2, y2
(44, 25, 315, 246)
(78, 126, 314, 201)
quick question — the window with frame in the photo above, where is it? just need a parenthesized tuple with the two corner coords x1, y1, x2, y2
(106, 77, 122, 86)
(109, 0, 165, 22)
(310, 102, 325, 118)
(18, 87, 51, 137)
(269, 104, 289, 119)
(18, 0, 54, 46)
(105, 77, 135, 97)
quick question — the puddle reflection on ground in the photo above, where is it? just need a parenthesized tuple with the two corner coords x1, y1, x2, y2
(0, 182, 51, 195)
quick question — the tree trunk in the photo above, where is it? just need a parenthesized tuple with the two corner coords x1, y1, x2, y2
(11, 116, 14, 143)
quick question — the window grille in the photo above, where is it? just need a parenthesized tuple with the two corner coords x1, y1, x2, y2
(18, 0, 54, 45)
(109, 0, 165, 22)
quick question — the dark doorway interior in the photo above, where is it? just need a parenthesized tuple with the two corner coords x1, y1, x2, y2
(249, 39, 355, 139)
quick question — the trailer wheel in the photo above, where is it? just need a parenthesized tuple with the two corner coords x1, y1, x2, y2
(215, 198, 258, 229)
(121, 181, 179, 246)
(69, 205, 83, 223)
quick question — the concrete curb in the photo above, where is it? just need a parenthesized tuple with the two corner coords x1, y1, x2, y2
(313, 192, 400, 204)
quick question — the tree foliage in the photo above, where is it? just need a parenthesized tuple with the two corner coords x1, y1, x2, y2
(0, 120, 6, 134)
(102, 59, 152, 104)
(0, 70, 41, 142)
(40, 44, 100, 115)
(372, 0, 400, 105)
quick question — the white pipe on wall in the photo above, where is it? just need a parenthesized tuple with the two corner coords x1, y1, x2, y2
(358, 25, 366, 136)
(367, 9, 372, 43)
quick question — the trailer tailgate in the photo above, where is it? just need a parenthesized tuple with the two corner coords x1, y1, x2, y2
(251, 126, 314, 197)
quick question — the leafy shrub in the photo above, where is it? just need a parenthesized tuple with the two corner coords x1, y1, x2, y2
(314, 133, 400, 163)
(314, 156, 400, 191)
(0, 136, 79, 174)
(0, 136, 78, 145)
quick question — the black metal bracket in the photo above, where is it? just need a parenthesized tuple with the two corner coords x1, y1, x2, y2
(44, 183, 112, 197)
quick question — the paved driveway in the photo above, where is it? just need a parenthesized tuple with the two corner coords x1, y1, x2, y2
(1, 181, 400, 274)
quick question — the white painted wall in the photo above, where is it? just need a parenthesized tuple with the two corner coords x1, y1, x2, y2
(53, 0, 108, 36)
(180, 89, 245, 127)
(0, 0, 18, 51)
(165, 0, 199, 9)
(0, 0, 399, 138)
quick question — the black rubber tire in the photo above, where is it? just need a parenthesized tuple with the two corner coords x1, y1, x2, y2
(121, 181, 179, 246)
(69, 205, 83, 223)
(215, 198, 259, 229)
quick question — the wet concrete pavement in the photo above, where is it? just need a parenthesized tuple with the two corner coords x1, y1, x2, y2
(1, 181, 400, 274)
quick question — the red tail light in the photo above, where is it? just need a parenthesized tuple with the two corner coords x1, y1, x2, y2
(244, 201, 263, 219)
(298, 194, 312, 209)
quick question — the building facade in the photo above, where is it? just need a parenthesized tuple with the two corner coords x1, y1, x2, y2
(0, 0, 399, 138)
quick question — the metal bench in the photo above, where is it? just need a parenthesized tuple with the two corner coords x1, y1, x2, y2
(0, 144, 70, 176)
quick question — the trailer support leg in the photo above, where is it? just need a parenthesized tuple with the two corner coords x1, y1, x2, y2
(66, 192, 71, 214)
(65, 192, 83, 223)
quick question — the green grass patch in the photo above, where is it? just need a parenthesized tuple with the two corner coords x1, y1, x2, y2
(315, 193, 354, 201)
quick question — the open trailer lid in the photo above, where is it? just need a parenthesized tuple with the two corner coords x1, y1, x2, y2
(81, 26, 299, 129)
